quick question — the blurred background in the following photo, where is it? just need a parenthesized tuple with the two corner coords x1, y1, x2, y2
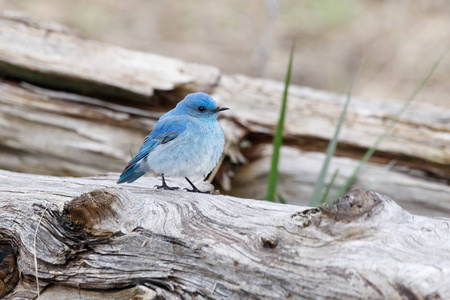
(0, 0, 448, 107)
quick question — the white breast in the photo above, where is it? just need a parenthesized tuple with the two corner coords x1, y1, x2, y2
(144, 119, 225, 178)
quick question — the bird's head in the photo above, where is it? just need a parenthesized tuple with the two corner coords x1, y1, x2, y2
(177, 92, 229, 119)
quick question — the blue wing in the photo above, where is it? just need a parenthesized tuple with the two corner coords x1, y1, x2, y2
(117, 117, 188, 183)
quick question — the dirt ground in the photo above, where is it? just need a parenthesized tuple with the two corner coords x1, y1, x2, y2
(0, 0, 449, 107)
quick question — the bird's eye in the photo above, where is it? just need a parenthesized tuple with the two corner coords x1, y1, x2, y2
(198, 106, 206, 112)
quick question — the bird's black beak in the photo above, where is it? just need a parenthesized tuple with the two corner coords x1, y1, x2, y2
(213, 107, 229, 113)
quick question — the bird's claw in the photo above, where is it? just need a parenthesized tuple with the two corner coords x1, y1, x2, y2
(184, 187, 210, 194)
(154, 184, 180, 191)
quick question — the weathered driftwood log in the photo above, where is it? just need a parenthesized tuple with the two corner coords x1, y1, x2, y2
(1, 79, 449, 218)
(0, 12, 220, 103)
(0, 13, 449, 216)
(229, 145, 450, 217)
(0, 170, 449, 299)
(214, 74, 450, 178)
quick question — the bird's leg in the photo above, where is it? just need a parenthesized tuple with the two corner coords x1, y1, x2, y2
(184, 177, 210, 194)
(154, 174, 180, 190)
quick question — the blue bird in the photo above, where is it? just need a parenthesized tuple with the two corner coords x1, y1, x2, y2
(117, 92, 228, 193)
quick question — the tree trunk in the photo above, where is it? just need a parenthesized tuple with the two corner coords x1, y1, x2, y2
(0, 170, 449, 299)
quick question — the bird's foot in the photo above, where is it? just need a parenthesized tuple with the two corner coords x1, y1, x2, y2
(154, 184, 180, 191)
(184, 177, 210, 193)
(184, 187, 210, 194)
(154, 174, 180, 191)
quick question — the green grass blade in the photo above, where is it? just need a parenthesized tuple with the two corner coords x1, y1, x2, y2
(309, 59, 365, 207)
(332, 48, 449, 203)
(266, 41, 295, 202)
(277, 193, 287, 204)
(320, 168, 339, 204)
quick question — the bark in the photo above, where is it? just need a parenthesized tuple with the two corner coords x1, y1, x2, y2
(0, 170, 449, 299)
(0, 12, 449, 217)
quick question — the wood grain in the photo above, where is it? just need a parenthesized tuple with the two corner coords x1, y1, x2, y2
(230, 145, 450, 217)
(0, 13, 220, 103)
(0, 170, 449, 299)
(214, 74, 450, 178)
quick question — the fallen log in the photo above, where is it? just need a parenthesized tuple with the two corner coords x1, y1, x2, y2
(0, 80, 154, 176)
(214, 74, 450, 178)
(1, 80, 449, 218)
(0, 170, 449, 299)
(0, 12, 220, 103)
(229, 145, 450, 217)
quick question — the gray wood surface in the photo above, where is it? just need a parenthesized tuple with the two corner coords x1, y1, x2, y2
(0, 13, 220, 103)
(230, 145, 450, 217)
(0, 170, 449, 299)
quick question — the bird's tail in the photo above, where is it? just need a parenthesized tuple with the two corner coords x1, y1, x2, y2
(117, 162, 146, 184)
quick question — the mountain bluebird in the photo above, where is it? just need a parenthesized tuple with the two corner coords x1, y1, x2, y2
(117, 92, 228, 193)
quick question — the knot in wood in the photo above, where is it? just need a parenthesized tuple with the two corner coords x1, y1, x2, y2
(290, 208, 320, 228)
(63, 188, 124, 236)
(319, 189, 382, 221)
(260, 236, 278, 249)
(0, 244, 19, 298)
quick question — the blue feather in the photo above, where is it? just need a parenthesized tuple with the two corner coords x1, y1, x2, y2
(116, 117, 188, 184)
